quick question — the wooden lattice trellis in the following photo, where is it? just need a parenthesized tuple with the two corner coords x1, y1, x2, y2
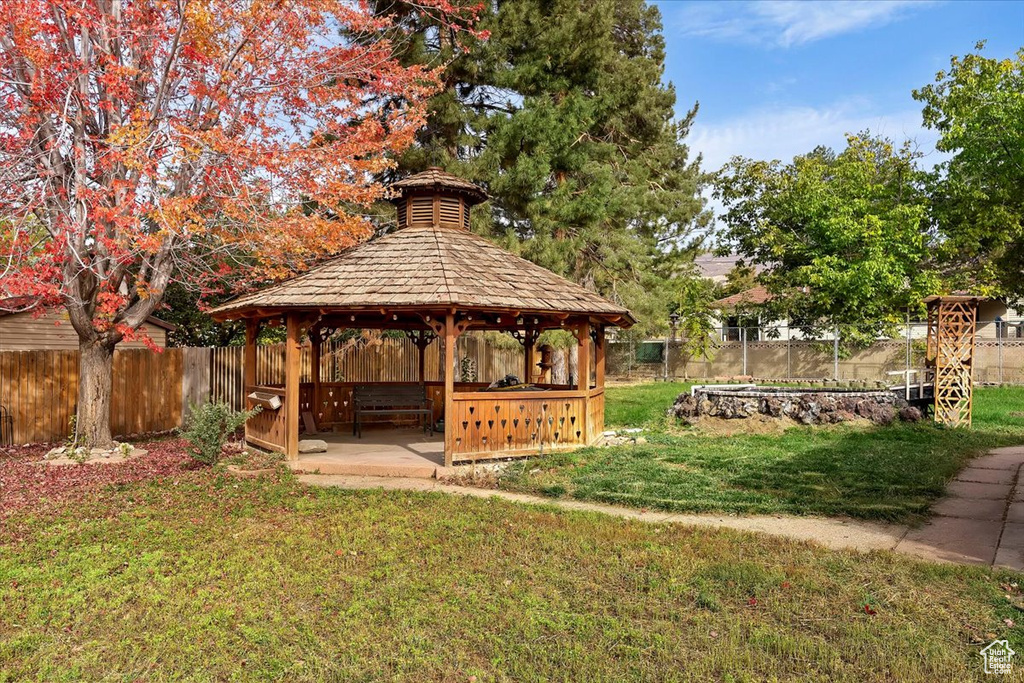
(925, 295, 982, 427)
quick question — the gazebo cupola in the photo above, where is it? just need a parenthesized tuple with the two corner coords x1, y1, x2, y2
(392, 167, 488, 231)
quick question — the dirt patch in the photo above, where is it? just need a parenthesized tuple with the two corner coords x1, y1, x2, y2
(688, 414, 799, 436)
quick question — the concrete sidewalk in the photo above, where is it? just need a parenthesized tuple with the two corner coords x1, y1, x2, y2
(297, 445, 1024, 569)
(894, 446, 1024, 570)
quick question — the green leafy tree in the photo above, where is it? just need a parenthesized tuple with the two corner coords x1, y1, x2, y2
(672, 265, 718, 369)
(373, 0, 710, 336)
(914, 44, 1024, 299)
(715, 133, 938, 344)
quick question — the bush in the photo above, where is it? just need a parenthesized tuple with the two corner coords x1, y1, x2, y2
(180, 401, 259, 466)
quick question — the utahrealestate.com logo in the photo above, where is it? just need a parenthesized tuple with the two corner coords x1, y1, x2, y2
(981, 639, 1015, 675)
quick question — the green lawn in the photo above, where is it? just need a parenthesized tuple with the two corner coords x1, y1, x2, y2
(500, 385, 1024, 522)
(2, 474, 1022, 681)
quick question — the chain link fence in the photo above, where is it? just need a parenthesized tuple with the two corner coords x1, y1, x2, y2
(608, 320, 1024, 385)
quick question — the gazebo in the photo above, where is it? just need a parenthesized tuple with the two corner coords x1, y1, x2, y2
(210, 168, 634, 472)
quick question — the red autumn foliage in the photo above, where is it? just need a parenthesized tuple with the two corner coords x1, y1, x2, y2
(0, 0, 482, 445)
(0, 439, 203, 519)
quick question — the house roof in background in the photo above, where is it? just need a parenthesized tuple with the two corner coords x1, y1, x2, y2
(694, 253, 762, 283)
(711, 285, 773, 310)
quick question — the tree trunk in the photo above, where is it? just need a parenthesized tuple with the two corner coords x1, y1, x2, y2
(77, 340, 115, 448)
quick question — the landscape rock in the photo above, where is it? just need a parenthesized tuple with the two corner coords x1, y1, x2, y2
(899, 406, 924, 422)
(298, 439, 328, 454)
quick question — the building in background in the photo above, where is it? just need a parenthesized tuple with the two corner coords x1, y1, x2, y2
(0, 297, 174, 351)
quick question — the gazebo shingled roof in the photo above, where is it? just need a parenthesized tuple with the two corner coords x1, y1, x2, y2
(210, 168, 633, 325)
(210, 225, 632, 322)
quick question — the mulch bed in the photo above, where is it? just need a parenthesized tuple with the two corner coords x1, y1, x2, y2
(0, 438, 206, 519)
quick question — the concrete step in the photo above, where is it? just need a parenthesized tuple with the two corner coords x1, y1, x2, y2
(288, 458, 438, 479)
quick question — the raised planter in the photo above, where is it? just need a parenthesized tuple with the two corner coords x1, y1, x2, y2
(669, 386, 921, 425)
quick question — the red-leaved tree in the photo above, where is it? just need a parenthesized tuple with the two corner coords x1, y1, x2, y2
(0, 0, 479, 446)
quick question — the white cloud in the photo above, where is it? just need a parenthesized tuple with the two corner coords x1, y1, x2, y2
(690, 100, 939, 172)
(690, 101, 943, 230)
(676, 1, 937, 48)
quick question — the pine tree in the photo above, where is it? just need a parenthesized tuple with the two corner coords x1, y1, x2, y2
(374, 0, 710, 335)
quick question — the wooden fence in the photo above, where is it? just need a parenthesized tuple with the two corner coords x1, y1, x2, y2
(0, 348, 184, 445)
(0, 334, 525, 445)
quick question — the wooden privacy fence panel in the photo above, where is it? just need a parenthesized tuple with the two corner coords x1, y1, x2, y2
(0, 348, 183, 444)
(0, 350, 78, 445)
(0, 337, 527, 445)
(182, 347, 212, 419)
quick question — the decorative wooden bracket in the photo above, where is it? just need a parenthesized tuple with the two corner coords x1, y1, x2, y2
(419, 314, 445, 337)
(403, 329, 437, 348)
(509, 328, 540, 346)
(573, 322, 591, 344)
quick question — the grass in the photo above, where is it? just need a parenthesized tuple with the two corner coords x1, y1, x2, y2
(2, 473, 1023, 681)
(500, 385, 1024, 522)
(604, 381, 693, 428)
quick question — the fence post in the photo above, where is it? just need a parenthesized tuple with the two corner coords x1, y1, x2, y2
(786, 327, 792, 381)
(833, 328, 839, 381)
(999, 327, 1004, 385)
(662, 337, 669, 382)
(741, 326, 748, 377)
(905, 314, 912, 382)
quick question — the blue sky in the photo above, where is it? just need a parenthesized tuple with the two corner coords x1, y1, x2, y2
(653, 0, 1024, 172)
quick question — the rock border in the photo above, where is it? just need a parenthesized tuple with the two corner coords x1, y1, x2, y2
(34, 444, 149, 467)
(669, 387, 922, 426)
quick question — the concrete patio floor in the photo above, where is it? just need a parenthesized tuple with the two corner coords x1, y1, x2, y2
(289, 427, 445, 478)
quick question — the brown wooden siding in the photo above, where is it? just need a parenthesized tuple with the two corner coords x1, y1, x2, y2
(0, 311, 167, 351)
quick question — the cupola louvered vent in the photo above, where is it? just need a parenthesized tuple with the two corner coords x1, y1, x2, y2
(395, 198, 408, 228)
(409, 196, 433, 225)
(438, 196, 462, 226)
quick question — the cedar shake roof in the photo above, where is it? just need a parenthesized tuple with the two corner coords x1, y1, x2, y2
(392, 167, 488, 205)
(210, 225, 633, 324)
(212, 169, 632, 325)
(711, 285, 772, 310)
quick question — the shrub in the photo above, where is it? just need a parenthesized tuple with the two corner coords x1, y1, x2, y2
(180, 401, 259, 466)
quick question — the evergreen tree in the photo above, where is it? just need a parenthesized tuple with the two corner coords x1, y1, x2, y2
(373, 0, 710, 336)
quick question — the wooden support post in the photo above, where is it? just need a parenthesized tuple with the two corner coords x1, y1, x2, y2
(418, 336, 427, 384)
(285, 313, 301, 461)
(310, 326, 322, 431)
(577, 321, 591, 391)
(244, 318, 258, 443)
(595, 325, 606, 388)
(577, 320, 591, 445)
(443, 313, 457, 468)
(524, 332, 535, 384)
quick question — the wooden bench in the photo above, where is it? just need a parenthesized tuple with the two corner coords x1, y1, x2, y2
(352, 384, 434, 438)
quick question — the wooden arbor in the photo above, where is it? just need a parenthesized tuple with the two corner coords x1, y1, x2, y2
(210, 168, 634, 466)
(925, 295, 982, 427)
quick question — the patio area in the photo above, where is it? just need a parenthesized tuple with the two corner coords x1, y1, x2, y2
(291, 427, 445, 478)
